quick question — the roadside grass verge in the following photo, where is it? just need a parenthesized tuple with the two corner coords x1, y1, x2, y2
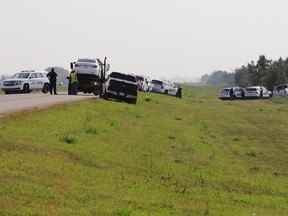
(0, 88, 287, 215)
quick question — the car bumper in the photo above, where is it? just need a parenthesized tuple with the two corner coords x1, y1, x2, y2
(1, 86, 22, 91)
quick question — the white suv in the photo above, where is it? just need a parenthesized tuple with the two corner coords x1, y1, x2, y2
(245, 86, 272, 99)
(1, 71, 50, 94)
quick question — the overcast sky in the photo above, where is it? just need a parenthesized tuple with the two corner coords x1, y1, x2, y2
(0, 0, 288, 80)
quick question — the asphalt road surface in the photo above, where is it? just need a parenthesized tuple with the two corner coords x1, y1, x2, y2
(0, 93, 96, 116)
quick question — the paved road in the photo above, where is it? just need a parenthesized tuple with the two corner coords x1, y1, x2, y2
(0, 93, 96, 116)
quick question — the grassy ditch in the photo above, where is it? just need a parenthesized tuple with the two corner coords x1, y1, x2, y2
(0, 87, 287, 215)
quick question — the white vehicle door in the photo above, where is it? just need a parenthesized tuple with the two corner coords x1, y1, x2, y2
(29, 73, 38, 89)
(262, 87, 270, 98)
(35, 73, 45, 89)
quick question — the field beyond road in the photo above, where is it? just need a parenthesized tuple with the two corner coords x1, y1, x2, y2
(0, 87, 287, 216)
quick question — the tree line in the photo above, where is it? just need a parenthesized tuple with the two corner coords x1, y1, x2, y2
(202, 55, 288, 90)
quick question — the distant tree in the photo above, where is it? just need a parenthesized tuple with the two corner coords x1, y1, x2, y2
(201, 74, 209, 84)
(207, 55, 288, 89)
(264, 58, 288, 90)
(256, 55, 271, 85)
(205, 71, 235, 86)
(235, 66, 250, 87)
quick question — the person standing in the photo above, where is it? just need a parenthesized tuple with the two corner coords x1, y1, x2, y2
(47, 68, 58, 95)
(68, 70, 78, 95)
(176, 86, 182, 98)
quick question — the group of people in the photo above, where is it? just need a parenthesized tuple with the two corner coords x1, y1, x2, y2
(46, 68, 78, 95)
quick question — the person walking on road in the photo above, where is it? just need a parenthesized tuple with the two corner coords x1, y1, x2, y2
(47, 68, 58, 95)
(68, 70, 78, 95)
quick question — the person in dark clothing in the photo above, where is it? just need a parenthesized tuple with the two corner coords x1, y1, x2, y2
(176, 87, 182, 98)
(229, 88, 234, 99)
(47, 68, 58, 95)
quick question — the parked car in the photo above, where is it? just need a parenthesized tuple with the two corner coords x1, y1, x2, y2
(273, 84, 288, 96)
(104, 72, 138, 104)
(165, 82, 180, 96)
(245, 86, 272, 99)
(219, 87, 245, 100)
(72, 58, 102, 95)
(74, 58, 98, 75)
(1, 70, 50, 94)
(150, 80, 166, 94)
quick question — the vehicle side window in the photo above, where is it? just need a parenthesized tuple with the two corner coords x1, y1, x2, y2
(30, 74, 37, 79)
(37, 73, 43, 78)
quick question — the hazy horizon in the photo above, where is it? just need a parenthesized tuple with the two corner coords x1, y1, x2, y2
(1, 0, 288, 81)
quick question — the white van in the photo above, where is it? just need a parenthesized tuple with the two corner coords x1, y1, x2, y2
(1, 70, 50, 94)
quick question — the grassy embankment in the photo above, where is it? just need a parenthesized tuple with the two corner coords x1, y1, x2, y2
(0, 86, 287, 215)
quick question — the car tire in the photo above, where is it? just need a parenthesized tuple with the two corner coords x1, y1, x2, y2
(93, 89, 100, 96)
(4, 91, 11, 95)
(23, 84, 30, 94)
(103, 94, 108, 100)
(42, 83, 49, 94)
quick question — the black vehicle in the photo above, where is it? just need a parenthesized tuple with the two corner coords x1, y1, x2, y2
(104, 72, 138, 104)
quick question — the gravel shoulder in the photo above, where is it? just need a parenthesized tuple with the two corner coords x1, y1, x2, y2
(0, 93, 96, 116)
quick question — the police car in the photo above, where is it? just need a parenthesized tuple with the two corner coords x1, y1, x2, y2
(219, 87, 245, 100)
(1, 70, 50, 94)
(273, 84, 288, 97)
(245, 86, 272, 99)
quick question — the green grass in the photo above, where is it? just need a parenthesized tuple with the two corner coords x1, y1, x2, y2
(0, 87, 288, 215)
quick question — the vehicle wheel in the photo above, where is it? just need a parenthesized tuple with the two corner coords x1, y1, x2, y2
(23, 84, 30, 94)
(165, 90, 168, 94)
(42, 83, 49, 94)
(4, 91, 11, 95)
(93, 89, 100, 96)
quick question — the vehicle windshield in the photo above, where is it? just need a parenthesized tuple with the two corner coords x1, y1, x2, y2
(152, 80, 163, 85)
(110, 72, 136, 82)
(13, 73, 30, 79)
(77, 59, 96, 63)
(75, 63, 97, 68)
